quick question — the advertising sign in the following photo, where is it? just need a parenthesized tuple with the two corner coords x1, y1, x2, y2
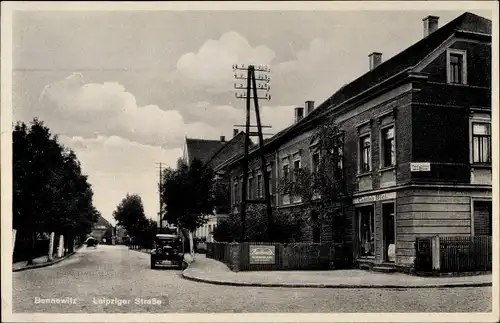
(249, 245, 275, 264)
(410, 162, 431, 172)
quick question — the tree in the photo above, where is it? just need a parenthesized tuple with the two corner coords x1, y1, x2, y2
(112, 194, 147, 240)
(277, 118, 349, 243)
(161, 158, 216, 254)
(213, 204, 305, 243)
(13, 118, 99, 263)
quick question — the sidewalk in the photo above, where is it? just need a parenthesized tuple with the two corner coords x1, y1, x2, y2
(13, 247, 82, 272)
(182, 255, 492, 289)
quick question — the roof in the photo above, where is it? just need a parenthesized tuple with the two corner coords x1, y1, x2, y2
(221, 12, 491, 169)
(309, 12, 491, 118)
(185, 138, 226, 165)
(95, 214, 112, 228)
(207, 131, 247, 169)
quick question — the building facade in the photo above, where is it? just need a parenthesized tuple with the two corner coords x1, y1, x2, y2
(219, 12, 492, 269)
(182, 131, 246, 242)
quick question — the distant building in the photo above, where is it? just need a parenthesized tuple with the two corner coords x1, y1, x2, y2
(90, 215, 113, 241)
(180, 132, 247, 242)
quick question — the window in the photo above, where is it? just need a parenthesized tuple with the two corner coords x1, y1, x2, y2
(248, 176, 254, 199)
(357, 206, 375, 257)
(336, 146, 343, 170)
(312, 152, 320, 173)
(381, 126, 395, 167)
(233, 180, 238, 204)
(474, 201, 492, 236)
(293, 159, 301, 181)
(257, 173, 262, 197)
(447, 49, 467, 85)
(282, 164, 289, 179)
(472, 123, 491, 163)
(359, 135, 371, 172)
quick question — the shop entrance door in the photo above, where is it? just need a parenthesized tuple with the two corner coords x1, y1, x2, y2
(382, 203, 395, 262)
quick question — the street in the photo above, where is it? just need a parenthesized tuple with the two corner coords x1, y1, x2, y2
(12, 245, 492, 313)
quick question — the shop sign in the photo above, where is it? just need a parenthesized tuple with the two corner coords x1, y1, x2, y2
(249, 245, 275, 264)
(353, 192, 396, 204)
(410, 162, 431, 172)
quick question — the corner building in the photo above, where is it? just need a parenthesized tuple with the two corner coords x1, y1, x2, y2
(219, 12, 492, 269)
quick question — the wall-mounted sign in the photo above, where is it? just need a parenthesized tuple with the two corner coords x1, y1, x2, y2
(353, 192, 396, 204)
(410, 162, 431, 172)
(249, 245, 275, 264)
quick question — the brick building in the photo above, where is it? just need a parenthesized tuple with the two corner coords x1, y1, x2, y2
(182, 132, 246, 242)
(218, 12, 492, 269)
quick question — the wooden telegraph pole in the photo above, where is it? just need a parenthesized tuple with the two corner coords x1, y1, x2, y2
(233, 64, 273, 241)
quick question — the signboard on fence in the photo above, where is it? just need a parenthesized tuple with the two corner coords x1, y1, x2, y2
(249, 245, 275, 264)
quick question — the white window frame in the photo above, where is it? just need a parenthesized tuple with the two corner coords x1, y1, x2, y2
(469, 112, 491, 164)
(358, 133, 372, 173)
(379, 124, 396, 169)
(446, 48, 467, 85)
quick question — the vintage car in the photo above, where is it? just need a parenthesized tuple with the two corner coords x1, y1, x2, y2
(150, 234, 184, 269)
(85, 237, 98, 248)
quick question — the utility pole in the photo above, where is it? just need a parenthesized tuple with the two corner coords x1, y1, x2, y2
(156, 162, 164, 233)
(233, 64, 273, 241)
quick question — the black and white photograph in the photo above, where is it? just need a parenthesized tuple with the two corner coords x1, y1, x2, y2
(1, 1, 498, 322)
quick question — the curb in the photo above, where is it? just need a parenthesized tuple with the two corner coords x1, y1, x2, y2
(181, 263, 492, 289)
(13, 247, 82, 272)
(181, 272, 492, 289)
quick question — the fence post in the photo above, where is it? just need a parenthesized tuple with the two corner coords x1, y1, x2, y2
(431, 236, 440, 271)
(12, 229, 17, 257)
(57, 235, 64, 258)
(48, 232, 55, 261)
(229, 242, 240, 272)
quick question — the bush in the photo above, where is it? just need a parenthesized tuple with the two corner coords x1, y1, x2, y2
(212, 205, 305, 242)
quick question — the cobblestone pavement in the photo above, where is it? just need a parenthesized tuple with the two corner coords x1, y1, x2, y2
(12, 245, 492, 313)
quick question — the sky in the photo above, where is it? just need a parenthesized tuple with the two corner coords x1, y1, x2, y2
(11, 7, 493, 224)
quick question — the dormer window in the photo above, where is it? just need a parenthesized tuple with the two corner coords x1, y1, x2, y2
(447, 49, 467, 85)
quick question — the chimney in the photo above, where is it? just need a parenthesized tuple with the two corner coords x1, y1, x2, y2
(233, 129, 239, 137)
(368, 52, 383, 71)
(423, 16, 439, 37)
(295, 107, 304, 123)
(305, 101, 315, 115)
(220, 136, 225, 142)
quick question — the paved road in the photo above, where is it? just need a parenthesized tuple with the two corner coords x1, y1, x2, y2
(12, 245, 492, 313)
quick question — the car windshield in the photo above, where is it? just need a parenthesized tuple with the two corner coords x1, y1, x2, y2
(155, 238, 179, 247)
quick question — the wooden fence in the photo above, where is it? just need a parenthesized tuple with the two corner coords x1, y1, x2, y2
(414, 235, 491, 273)
(207, 242, 351, 271)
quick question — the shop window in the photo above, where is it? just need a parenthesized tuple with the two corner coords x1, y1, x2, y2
(359, 135, 371, 173)
(472, 123, 491, 163)
(357, 206, 375, 257)
(381, 126, 395, 167)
